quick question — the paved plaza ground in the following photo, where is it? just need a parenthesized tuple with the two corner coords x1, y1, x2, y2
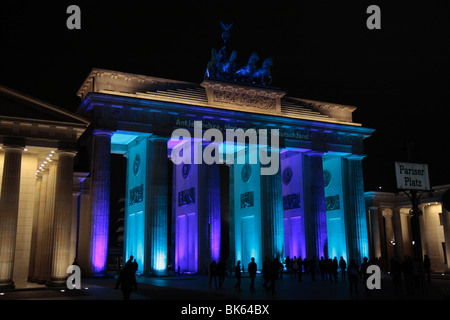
(1, 271, 449, 317)
(2, 271, 450, 300)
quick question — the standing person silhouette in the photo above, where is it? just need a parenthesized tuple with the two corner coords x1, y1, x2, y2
(217, 258, 226, 288)
(297, 256, 303, 282)
(348, 259, 359, 294)
(248, 257, 257, 291)
(339, 256, 347, 280)
(131, 259, 138, 290)
(234, 261, 242, 291)
(310, 257, 317, 281)
(209, 260, 218, 289)
(292, 256, 298, 279)
(360, 257, 369, 292)
(115, 263, 134, 300)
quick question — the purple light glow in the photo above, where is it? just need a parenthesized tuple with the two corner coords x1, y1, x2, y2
(175, 213, 198, 273)
(284, 216, 306, 259)
(209, 216, 221, 263)
(90, 210, 109, 273)
(89, 130, 112, 275)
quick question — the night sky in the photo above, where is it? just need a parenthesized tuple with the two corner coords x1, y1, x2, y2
(1, 1, 449, 192)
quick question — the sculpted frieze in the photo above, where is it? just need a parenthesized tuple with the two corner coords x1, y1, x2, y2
(212, 90, 276, 110)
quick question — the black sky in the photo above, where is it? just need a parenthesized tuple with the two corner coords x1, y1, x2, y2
(0, 1, 449, 191)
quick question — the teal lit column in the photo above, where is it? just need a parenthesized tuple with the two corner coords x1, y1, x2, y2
(0, 146, 23, 289)
(344, 155, 369, 264)
(303, 151, 327, 259)
(48, 151, 76, 286)
(261, 153, 284, 260)
(145, 136, 169, 275)
(89, 130, 113, 276)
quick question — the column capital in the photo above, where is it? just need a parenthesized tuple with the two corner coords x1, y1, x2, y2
(345, 154, 366, 161)
(1, 145, 25, 153)
(148, 135, 170, 142)
(304, 150, 325, 157)
(47, 158, 58, 166)
(92, 129, 114, 137)
(382, 210, 393, 218)
(56, 150, 77, 158)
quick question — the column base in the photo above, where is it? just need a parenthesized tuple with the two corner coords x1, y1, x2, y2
(143, 270, 168, 277)
(0, 280, 15, 290)
(86, 272, 115, 279)
(46, 278, 67, 288)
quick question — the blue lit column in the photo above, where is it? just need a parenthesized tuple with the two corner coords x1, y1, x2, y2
(303, 151, 327, 259)
(48, 151, 76, 286)
(344, 155, 369, 264)
(0, 146, 23, 289)
(261, 153, 284, 260)
(89, 130, 113, 276)
(145, 136, 169, 275)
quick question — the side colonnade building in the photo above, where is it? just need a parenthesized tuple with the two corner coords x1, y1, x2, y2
(0, 85, 88, 288)
(365, 185, 450, 273)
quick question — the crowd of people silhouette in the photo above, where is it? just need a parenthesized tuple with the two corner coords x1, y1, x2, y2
(116, 252, 433, 299)
(209, 253, 433, 296)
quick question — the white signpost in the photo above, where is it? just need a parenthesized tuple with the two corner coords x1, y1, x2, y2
(394, 162, 431, 269)
(394, 162, 430, 191)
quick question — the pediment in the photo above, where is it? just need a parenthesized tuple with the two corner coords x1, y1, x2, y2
(0, 85, 89, 126)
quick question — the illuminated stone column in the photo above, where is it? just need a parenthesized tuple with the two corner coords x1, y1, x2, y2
(28, 175, 42, 281)
(145, 136, 168, 275)
(392, 207, 405, 259)
(303, 151, 327, 259)
(261, 153, 284, 260)
(48, 151, 76, 286)
(31, 168, 48, 282)
(368, 207, 382, 259)
(89, 130, 113, 276)
(344, 155, 369, 264)
(38, 159, 58, 282)
(0, 146, 23, 288)
(441, 205, 450, 272)
(383, 210, 395, 261)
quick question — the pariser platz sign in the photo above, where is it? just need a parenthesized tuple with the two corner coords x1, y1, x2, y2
(395, 162, 431, 191)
